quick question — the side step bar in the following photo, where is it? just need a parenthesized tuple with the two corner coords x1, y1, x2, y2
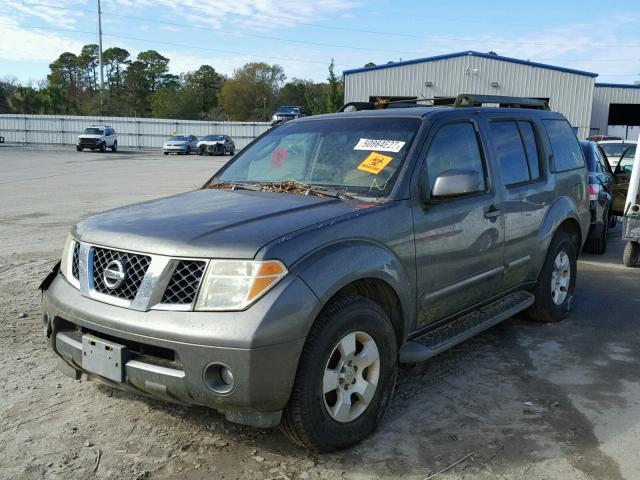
(399, 291, 535, 363)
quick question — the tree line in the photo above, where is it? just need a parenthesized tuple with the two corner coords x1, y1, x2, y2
(0, 44, 344, 121)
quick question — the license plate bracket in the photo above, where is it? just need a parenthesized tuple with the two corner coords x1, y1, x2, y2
(82, 334, 128, 383)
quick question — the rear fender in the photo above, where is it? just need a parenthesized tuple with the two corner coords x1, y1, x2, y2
(536, 196, 585, 271)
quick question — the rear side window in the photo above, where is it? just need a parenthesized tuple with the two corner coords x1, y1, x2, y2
(426, 122, 486, 192)
(517, 121, 540, 180)
(490, 121, 530, 185)
(543, 120, 584, 172)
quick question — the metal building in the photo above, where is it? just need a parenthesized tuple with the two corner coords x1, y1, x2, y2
(591, 84, 640, 140)
(343, 51, 639, 139)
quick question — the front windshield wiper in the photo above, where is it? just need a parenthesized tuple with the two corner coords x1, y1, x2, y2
(252, 180, 357, 200)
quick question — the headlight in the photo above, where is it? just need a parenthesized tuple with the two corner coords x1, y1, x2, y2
(195, 260, 287, 311)
(272, 114, 278, 121)
(59, 234, 74, 280)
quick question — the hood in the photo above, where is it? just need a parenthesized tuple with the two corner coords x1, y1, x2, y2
(73, 189, 363, 259)
(197, 140, 223, 146)
(164, 140, 187, 146)
(78, 134, 103, 139)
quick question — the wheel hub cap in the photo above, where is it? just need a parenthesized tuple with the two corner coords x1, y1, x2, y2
(551, 250, 571, 305)
(322, 331, 380, 423)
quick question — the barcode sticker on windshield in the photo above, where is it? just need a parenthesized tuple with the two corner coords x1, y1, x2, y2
(354, 138, 405, 153)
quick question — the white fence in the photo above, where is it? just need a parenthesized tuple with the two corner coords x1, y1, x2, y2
(0, 114, 271, 150)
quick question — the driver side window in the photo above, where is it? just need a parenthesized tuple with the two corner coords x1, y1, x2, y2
(426, 123, 486, 193)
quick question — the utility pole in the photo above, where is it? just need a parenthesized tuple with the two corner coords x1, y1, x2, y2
(97, 0, 104, 110)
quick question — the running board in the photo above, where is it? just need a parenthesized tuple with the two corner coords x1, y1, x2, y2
(399, 291, 535, 363)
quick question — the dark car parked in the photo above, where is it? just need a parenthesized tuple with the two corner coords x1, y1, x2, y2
(580, 140, 616, 254)
(42, 95, 589, 452)
(271, 106, 305, 126)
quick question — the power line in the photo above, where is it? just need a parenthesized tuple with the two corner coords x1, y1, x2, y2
(0, 21, 345, 67)
(17, 1, 640, 50)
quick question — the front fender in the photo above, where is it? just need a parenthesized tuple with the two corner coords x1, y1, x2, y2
(290, 240, 415, 341)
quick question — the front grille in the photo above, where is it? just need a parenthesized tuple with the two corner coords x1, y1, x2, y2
(92, 247, 151, 300)
(71, 242, 80, 280)
(161, 260, 206, 305)
(206, 144, 224, 153)
(79, 138, 99, 147)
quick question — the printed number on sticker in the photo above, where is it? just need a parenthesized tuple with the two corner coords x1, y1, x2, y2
(357, 152, 394, 175)
(354, 138, 405, 153)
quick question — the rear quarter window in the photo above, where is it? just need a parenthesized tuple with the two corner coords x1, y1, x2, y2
(543, 119, 585, 172)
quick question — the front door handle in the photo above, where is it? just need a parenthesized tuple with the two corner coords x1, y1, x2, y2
(484, 206, 502, 219)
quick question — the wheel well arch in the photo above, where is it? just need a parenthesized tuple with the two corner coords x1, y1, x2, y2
(326, 277, 405, 347)
(556, 217, 582, 255)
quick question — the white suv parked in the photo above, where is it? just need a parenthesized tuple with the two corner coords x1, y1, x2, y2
(77, 126, 118, 153)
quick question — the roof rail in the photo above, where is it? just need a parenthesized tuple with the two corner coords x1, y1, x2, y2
(453, 94, 550, 110)
(338, 98, 434, 112)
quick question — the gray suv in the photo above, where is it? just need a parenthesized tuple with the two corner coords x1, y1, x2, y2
(41, 95, 589, 452)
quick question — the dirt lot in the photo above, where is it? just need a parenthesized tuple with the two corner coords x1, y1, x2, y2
(1, 146, 640, 480)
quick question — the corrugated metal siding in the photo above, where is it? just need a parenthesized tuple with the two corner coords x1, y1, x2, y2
(591, 86, 640, 136)
(344, 55, 596, 138)
(0, 114, 271, 149)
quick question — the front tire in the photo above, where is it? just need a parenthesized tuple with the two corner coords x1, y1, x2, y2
(281, 296, 397, 452)
(76, 146, 82, 152)
(526, 232, 577, 322)
(185, 146, 191, 155)
(623, 241, 640, 267)
(99, 142, 106, 153)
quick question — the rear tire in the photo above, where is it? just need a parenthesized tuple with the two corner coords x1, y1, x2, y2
(111, 141, 117, 152)
(526, 232, 577, 323)
(281, 296, 397, 452)
(608, 215, 617, 229)
(623, 241, 640, 267)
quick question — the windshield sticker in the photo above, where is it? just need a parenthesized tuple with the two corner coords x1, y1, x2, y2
(354, 138, 405, 153)
(357, 151, 394, 175)
(271, 146, 288, 168)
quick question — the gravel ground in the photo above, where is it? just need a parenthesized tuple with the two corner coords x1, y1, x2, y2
(1, 146, 640, 480)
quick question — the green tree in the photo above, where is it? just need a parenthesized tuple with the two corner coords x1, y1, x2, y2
(48, 52, 80, 100)
(150, 85, 200, 119)
(103, 47, 130, 96)
(185, 65, 224, 117)
(218, 62, 285, 121)
(326, 58, 343, 113)
(124, 60, 150, 116)
(0, 77, 17, 113)
(39, 83, 77, 114)
(77, 44, 99, 92)
(136, 50, 171, 93)
(8, 86, 42, 113)
(364, 62, 376, 67)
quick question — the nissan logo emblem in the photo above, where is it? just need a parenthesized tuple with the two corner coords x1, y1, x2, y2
(103, 259, 126, 289)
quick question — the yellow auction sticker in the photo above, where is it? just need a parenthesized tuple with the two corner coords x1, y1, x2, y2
(357, 151, 394, 175)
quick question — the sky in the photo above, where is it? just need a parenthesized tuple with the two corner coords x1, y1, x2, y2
(0, 0, 639, 86)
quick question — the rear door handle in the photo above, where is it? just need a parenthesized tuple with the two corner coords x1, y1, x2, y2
(484, 206, 502, 219)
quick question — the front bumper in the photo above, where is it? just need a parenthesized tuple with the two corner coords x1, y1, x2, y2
(42, 273, 319, 427)
(163, 145, 188, 152)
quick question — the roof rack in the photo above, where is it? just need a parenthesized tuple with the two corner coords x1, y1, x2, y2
(453, 94, 550, 110)
(338, 98, 434, 112)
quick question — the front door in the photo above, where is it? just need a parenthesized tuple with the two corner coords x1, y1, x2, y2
(412, 119, 505, 328)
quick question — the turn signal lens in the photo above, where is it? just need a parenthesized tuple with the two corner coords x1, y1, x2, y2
(195, 260, 287, 311)
(60, 234, 74, 280)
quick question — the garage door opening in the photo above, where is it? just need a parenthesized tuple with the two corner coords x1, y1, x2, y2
(608, 103, 640, 140)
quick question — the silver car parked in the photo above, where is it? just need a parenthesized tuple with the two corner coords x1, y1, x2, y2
(163, 134, 199, 155)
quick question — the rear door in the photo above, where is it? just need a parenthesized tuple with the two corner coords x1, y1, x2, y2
(412, 116, 505, 328)
(611, 147, 635, 215)
(484, 116, 552, 288)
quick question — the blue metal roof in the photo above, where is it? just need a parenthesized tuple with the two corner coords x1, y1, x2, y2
(343, 50, 599, 78)
(595, 83, 640, 89)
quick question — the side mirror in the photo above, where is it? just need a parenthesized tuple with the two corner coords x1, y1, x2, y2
(431, 169, 484, 199)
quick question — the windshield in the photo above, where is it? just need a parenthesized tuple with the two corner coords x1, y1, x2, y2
(203, 135, 225, 141)
(168, 135, 188, 141)
(600, 143, 634, 157)
(277, 107, 300, 114)
(83, 128, 103, 135)
(216, 117, 421, 198)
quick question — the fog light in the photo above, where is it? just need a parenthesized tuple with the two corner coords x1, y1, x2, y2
(203, 363, 234, 394)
